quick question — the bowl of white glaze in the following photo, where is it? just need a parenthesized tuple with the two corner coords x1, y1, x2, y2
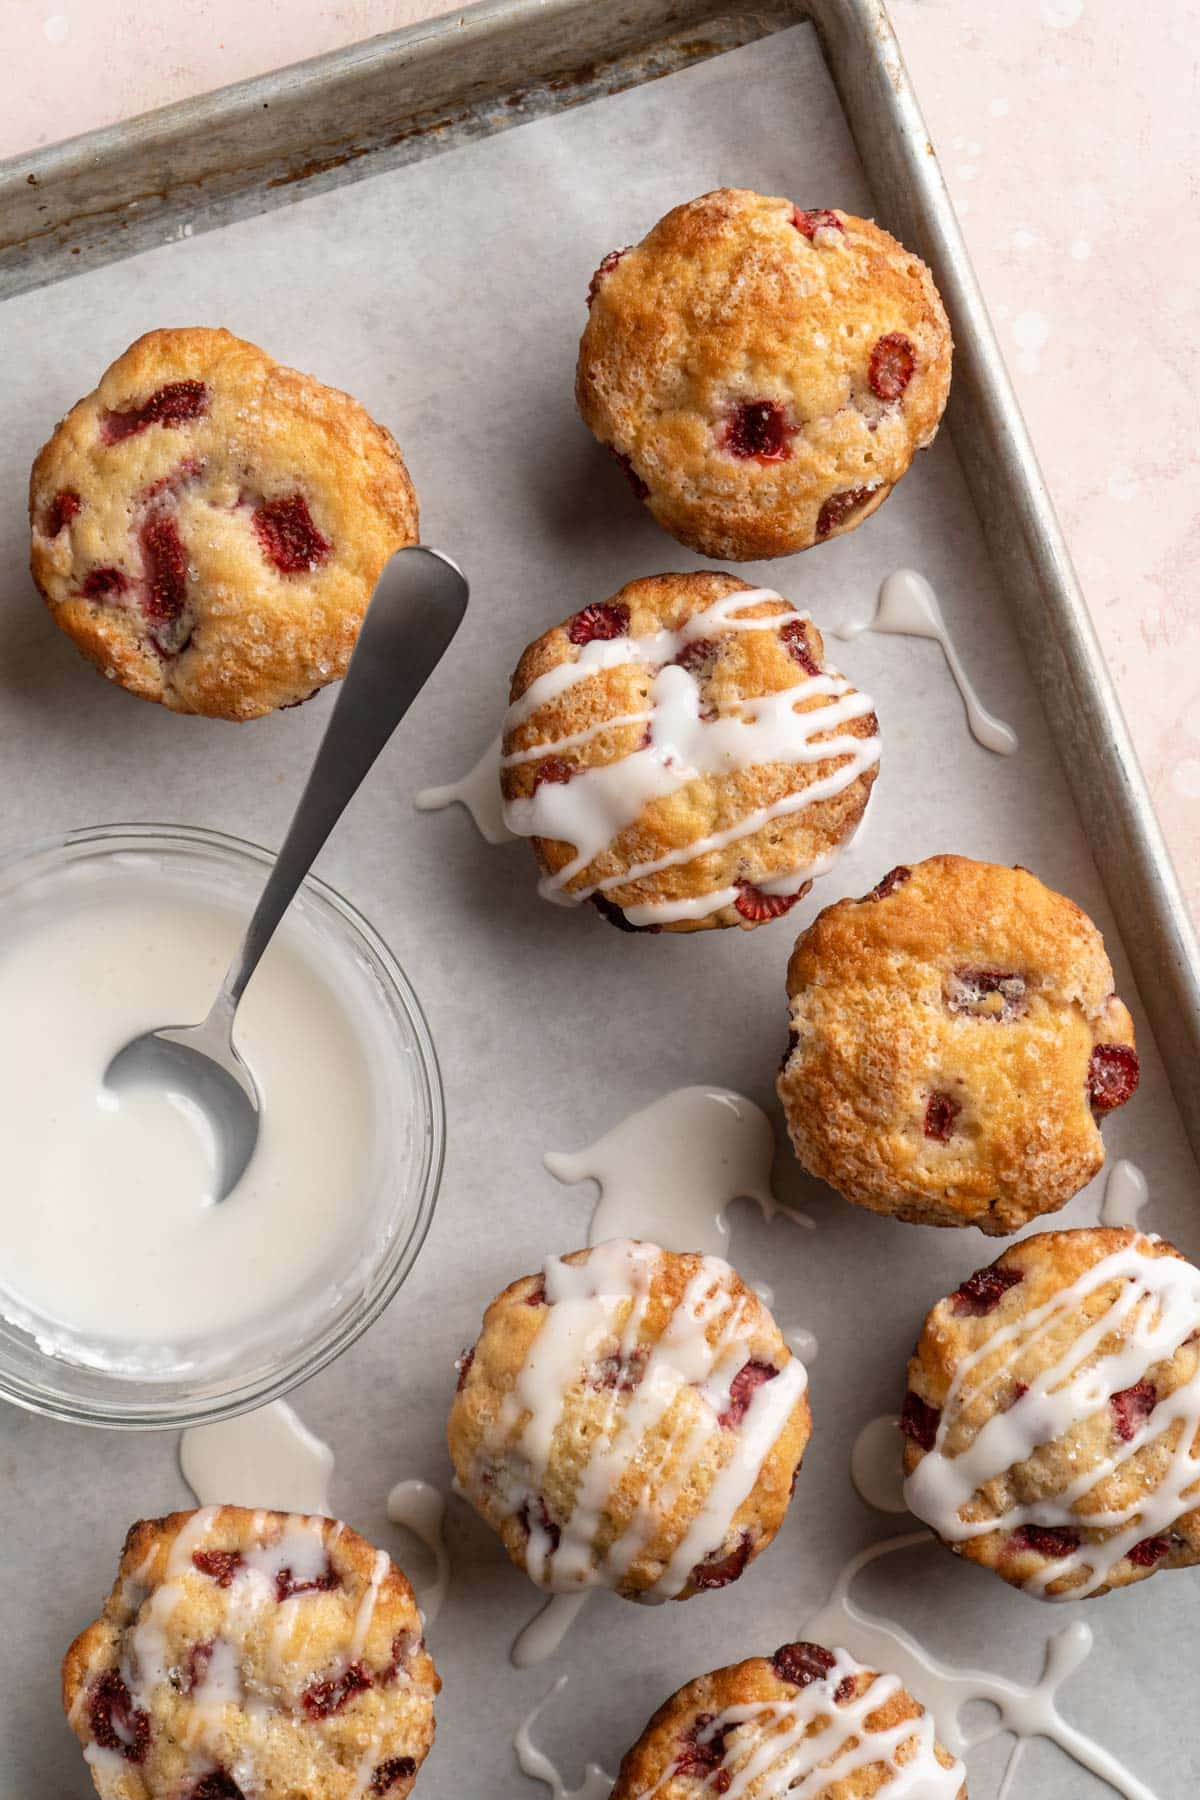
(0, 823, 443, 1428)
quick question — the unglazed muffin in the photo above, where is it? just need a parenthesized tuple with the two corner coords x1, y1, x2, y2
(901, 1229, 1200, 1600)
(30, 327, 418, 719)
(777, 857, 1138, 1232)
(501, 572, 879, 932)
(577, 188, 951, 559)
(610, 1640, 965, 1798)
(448, 1240, 811, 1601)
(62, 1506, 438, 1799)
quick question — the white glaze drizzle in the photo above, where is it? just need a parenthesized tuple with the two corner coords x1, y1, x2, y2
(179, 1400, 334, 1517)
(836, 568, 1017, 756)
(850, 1415, 909, 1515)
(478, 1239, 807, 1610)
(640, 1647, 963, 1799)
(802, 1533, 1156, 1799)
(904, 1232, 1200, 1599)
(501, 587, 880, 924)
(514, 1675, 613, 1799)
(386, 1479, 450, 1626)
(511, 1592, 592, 1669)
(1100, 1158, 1150, 1229)
(544, 1086, 813, 1258)
(414, 732, 515, 844)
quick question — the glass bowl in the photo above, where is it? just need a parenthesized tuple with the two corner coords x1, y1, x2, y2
(0, 823, 443, 1429)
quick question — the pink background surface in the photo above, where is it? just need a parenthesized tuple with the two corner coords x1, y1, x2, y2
(4, 0, 1197, 915)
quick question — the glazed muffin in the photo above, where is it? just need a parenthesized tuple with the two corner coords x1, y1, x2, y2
(63, 1506, 438, 1799)
(30, 327, 418, 719)
(577, 188, 951, 560)
(901, 1229, 1200, 1600)
(448, 1239, 811, 1601)
(611, 1640, 965, 1797)
(777, 857, 1138, 1232)
(501, 572, 879, 932)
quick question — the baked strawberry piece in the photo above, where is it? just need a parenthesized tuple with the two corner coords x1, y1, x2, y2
(30, 327, 417, 719)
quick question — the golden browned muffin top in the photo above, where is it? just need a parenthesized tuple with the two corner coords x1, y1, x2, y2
(901, 1226, 1200, 1600)
(62, 1505, 438, 1800)
(31, 327, 417, 719)
(577, 188, 951, 559)
(778, 856, 1138, 1233)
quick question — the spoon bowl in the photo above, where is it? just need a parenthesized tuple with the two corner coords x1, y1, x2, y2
(102, 544, 468, 1201)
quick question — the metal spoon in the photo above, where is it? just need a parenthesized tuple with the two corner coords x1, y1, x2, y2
(104, 544, 469, 1200)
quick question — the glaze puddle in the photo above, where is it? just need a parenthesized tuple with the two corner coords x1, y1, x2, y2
(387, 1479, 451, 1627)
(836, 569, 1018, 756)
(850, 1415, 908, 1514)
(180, 1400, 334, 1515)
(544, 1085, 813, 1256)
(515, 1675, 613, 1799)
(1100, 1158, 1149, 1229)
(415, 732, 513, 843)
(803, 1533, 1155, 1799)
(512, 1592, 592, 1670)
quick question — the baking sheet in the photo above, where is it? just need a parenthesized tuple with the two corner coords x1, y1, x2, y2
(0, 21, 1195, 1797)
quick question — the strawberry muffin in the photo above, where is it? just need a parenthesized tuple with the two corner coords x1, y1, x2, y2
(611, 1640, 965, 1797)
(777, 857, 1139, 1233)
(63, 1506, 438, 1799)
(30, 327, 418, 719)
(577, 188, 951, 559)
(501, 572, 880, 932)
(901, 1229, 1200, 1600)
(448, 1240, 811, 1601)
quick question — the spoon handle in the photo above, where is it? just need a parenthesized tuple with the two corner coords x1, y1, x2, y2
(214, 545, 468, 1020)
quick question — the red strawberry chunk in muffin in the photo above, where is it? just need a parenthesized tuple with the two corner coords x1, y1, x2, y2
(816, 485, 877, 539)
(951, 1264, 1023, 1317)
(301, 1660, 373, 1720)
(771, 1641, 836, 1687)
(900, 1389, 940, 1451)
(568, 602, 630, 646)
(734, 882, 801, 924)
(1087, 1043, 1139, 1112)
(718, 1360, 778, 1427)
(720, 399, 795, 462)
(1111, 1380, 1156, 1442)
(252, 492, 331, 575)
(81, 566, 129, 601)
(791, 208, 844, 239)
(868, 334, 916, 402)
(44, 489, 81, 536)
(100, 380, 210, 445)
(689, 1530, 753, 1591)
(1009, 1524, 1080, 1559)
(923, 1091, 960, 1141)
(370, 1758, 418, 1795)
(88, 1670, 151, 1763)
(192, 1548, 244, 1588)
